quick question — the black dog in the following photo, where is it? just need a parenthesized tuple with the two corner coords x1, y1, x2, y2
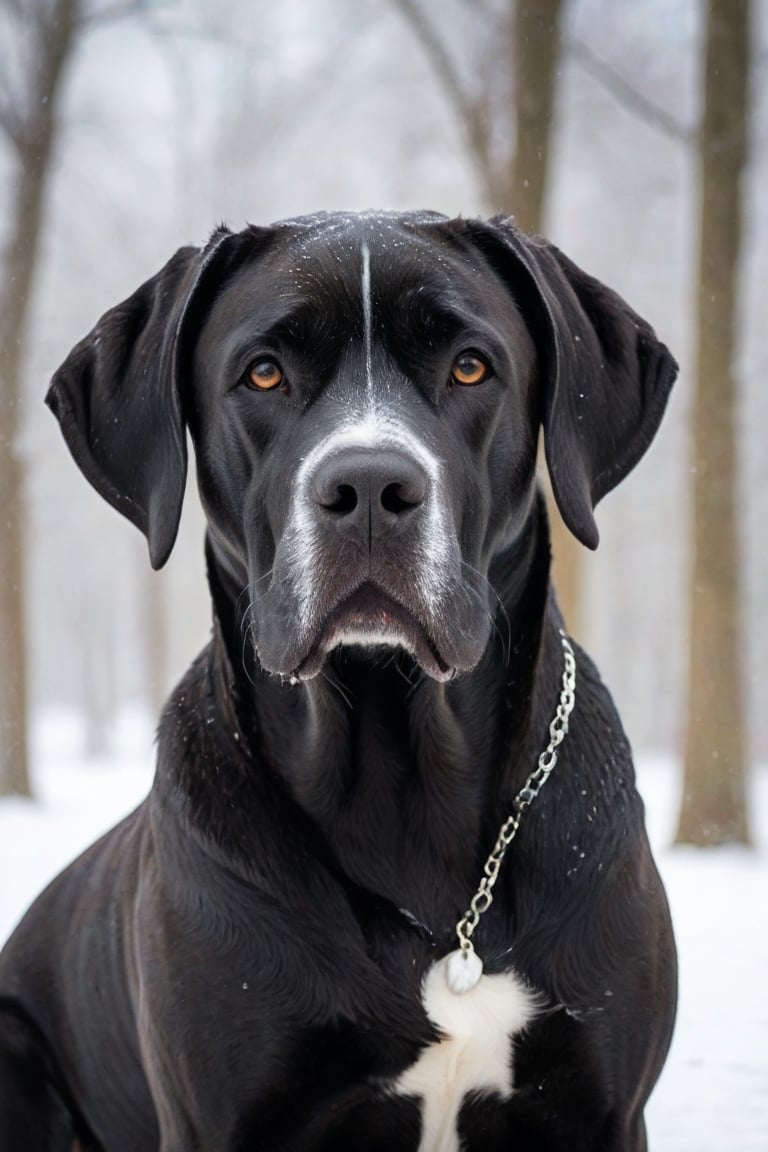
(0, 211, 677, 1151)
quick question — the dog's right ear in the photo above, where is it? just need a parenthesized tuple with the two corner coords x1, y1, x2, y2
(46, 246, 202, 569)
(46, 226, 259, 569)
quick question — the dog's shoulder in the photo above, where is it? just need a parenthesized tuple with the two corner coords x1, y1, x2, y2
(0, 799, 150, 1091)
(562, 637, 639, 795)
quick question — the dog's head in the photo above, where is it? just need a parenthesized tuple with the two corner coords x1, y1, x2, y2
(48, 212, 676, 682)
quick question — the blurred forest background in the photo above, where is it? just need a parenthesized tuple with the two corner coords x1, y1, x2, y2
(0, 0, 766, 846)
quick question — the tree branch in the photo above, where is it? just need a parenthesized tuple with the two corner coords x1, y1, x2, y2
(78, 0, 146, 25)
(389, 0, 494, 187)
(0, 92, 25, 151)
(566, 36, 692, 144)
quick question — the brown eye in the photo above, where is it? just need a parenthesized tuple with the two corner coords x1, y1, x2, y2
(248, 360, 284, 391)
(450, 352, 489, 387)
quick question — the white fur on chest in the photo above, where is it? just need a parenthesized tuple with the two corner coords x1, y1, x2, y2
(393, 955, 538, 1152)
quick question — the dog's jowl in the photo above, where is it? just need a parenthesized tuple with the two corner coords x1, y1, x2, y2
(0, 212, 678, 1152)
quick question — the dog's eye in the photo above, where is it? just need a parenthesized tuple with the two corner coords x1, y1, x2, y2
(450, 353, 490, 387)
(247, 360, 284, 391)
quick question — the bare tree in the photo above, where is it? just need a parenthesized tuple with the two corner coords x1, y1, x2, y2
(0, 0, 81, 795)
(676, 0, 750, 845)
(390, 0, 561, 226)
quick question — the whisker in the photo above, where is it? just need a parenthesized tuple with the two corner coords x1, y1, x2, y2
(405, 666, 425, 700)
(320, 666, 353, 710)
(234, 584, 251, 616)
(460, 560, 512, 666)
(393, 652, 417, 689)
(238, 569, 275, 635)
(240, 614, 260, 690)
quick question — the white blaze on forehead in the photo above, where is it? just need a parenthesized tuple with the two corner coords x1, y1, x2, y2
(361, 240, 373, 396)
(394, 958, 538, 1152)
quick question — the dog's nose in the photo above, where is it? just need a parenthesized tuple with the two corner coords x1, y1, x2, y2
(312, 449, 428, 542)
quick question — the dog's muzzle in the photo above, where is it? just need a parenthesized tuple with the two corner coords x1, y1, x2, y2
(249, 432, 492, 683)
(294, 443, 450, 679)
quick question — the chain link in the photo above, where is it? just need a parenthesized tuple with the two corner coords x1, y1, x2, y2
(455, 631, 576, 957)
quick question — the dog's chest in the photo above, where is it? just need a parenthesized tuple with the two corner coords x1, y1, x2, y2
(391, 954, 537, 1152)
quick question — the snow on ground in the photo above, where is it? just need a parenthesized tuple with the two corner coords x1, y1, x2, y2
(1, 713, 766, 1151)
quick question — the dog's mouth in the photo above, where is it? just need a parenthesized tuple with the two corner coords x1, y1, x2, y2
(294, 584, 453, 682)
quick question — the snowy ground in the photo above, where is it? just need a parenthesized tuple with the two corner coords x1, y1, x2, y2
(1, 713, 766, 1151)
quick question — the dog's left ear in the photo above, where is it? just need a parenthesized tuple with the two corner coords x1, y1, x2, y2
(466, 217, 678, 549)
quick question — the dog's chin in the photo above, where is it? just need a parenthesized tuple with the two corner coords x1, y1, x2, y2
(293, 586, 456, 683)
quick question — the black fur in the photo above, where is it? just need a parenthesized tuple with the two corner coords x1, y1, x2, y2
(0, 212, 677, 1151)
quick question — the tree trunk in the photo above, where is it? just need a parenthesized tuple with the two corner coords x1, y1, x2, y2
(82, 590, 115, 759)
(0, 0, 80, 795)
(146, 569, 168, 717)
(676, 0, 750, 845)
(505, 0, 581, 637)
(508, 0, 561, 233)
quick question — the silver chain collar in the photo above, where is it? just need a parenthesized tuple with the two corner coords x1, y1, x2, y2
(445, 630, 576, 994)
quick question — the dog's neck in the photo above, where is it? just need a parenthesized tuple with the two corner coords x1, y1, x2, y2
(197, 496, 561, 932)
